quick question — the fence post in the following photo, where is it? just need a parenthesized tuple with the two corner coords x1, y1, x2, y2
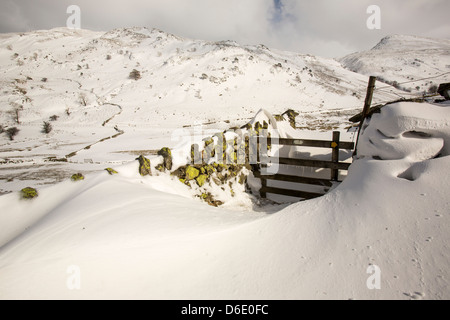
(331, 131, 340, 181)
(354, 76, 377, 156)
(223, 134, 227, 164)
(260, 177, 267, 198)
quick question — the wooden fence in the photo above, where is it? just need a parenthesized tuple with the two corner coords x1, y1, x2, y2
(253, 131, 355, 200)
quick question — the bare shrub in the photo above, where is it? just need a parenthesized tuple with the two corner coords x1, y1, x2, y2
(6, 127, 20, 140)
(428, 84, 438, 94)
(42, 121, 52, 134)
(129, 69, 141, 80)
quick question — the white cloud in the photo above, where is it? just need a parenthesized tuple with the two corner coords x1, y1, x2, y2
(0, 0, 449, 58)
(0, 0, 31, 32)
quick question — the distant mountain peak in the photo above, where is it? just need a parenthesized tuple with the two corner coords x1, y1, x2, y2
(371, 34, 450, 51)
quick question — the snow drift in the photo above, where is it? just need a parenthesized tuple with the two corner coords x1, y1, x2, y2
(0, 101, 449, 299)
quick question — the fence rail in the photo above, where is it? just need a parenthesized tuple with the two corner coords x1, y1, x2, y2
(254, 131, 354, 200)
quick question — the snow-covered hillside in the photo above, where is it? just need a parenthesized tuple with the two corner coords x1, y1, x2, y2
(1, 27, 449, 300)
(0, 101, 448, 300)
(340, 35, 450, 97)
(0, 27, 404, 194)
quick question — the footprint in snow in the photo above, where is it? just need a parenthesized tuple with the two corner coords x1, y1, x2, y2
(403, 292, 425, 300)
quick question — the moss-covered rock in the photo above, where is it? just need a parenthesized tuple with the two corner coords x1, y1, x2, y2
(217, 172, 228, 183)
(216, 164, 224, 173)
(254, 121, 262, 134)
(71, 173, 85, 181)
(229, 182, 235, 197)
(157, 147, 173, 171)
(204, 164, 216, 175)
(238, 173, 247, 185)
(199, 192, 224, 207)
(21, 187, 38, 199)
(136, 155, 152, 176)
(204, 138, 214, 148)
(105, 168, 118, 175)
(196, 174, 208, 187)
(155, 163, 165, 172)
(171, 166, 186, 179)
(283, 109, 299, 129)
(274, 114, 284, 121)
(241, 123, 252, 130)
(185, 166, 200, 181)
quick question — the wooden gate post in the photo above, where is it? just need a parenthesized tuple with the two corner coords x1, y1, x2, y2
(354, 76, 377, 156)
(331, 131, 340, 181)
(260, 178, 267, 198)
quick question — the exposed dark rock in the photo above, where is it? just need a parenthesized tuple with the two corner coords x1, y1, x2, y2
(21, 187, 38, 199)
(136, 155, 152, 176)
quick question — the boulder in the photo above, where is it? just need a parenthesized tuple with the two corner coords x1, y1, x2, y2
(238, 172, 247, 185)
(196, 174, 208, 187)
(171, 166, 186, 179)
(185, 166, 200, 181)
(136, 155, 152, 176)
(71, 173, 85, 181)
(200, 192, 224, 207)
(157, 147, 173, 171)
(21, 187, 38, 199)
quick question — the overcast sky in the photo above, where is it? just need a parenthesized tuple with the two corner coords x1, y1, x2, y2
(1, 0, 449, 58)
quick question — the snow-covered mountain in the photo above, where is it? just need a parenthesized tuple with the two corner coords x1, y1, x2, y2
(340, 34, 450, 94)
(0, 27, 394, 130)
(0, 27, 406, 193)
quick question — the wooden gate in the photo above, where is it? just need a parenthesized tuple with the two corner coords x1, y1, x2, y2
(253, 131, 354, 200)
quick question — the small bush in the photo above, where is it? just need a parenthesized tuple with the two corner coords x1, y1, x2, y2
(49, 115, 59, 121)
(41, 77, 48, 82)
(428, 84, 438, 94)
(129, 69, 141, 80)
(65, 108, 71, 116)
(42, 121, 52, 134)
(106, 54, 112, 60)
(6, 127, 19, 140)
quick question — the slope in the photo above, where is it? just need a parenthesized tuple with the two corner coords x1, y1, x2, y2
(340, 34, 450, 99)
(0, 101, 448, 300)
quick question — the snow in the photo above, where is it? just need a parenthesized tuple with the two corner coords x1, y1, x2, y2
(340, 35, 450, 97)
(0, 101, 449, 300)
(0, 28, 449, 300)
(358, 102, 450, 160)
